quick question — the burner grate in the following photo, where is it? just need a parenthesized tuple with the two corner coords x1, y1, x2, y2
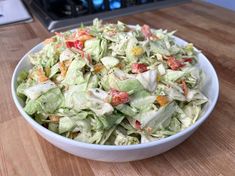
(28, 0, 190, 32)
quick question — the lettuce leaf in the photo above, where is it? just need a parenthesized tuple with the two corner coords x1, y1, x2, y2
(101, 56, 119, 69)
(64, 84, 87, 110)
(59, 116, 76, 134)
(84, 38, 107, 62)
(135, 102, 177, 132)
(24, 80, 56, 100)
(130, 90, 156, 110)
(183, 103, 201, 124)
(24, 87, 64, 115)
(86, 88, 113, 116)
(114, 129, 139, 145)
(162, 69, 186, 83)
(186, 89, 208, 104)
(107, 70, 144, 93)
(115, 104, 137, 117)
(136, 69, 158, 92)
(62, 58, 86, 85)
(98, 113, 124, 130)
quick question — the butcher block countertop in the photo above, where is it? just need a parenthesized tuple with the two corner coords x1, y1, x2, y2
(1, 1, 235, 176)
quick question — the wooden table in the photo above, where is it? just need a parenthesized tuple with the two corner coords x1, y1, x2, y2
(1, 1, 235, 175)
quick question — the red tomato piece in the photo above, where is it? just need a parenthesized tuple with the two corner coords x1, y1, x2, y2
(131, 63, 148, 73)
(181, 80, 188, 96)
(74, 40, 84, 50)
(183, 58, 193, 63)
(141, 24, 158, 40)
(109, 89, 129, 106)
(65, 41, 75, 48)
(167, 57, 184, 70)
(66, 40, 84, 50)
(141, 24, 152, 39)
(135, 120, 141, 129)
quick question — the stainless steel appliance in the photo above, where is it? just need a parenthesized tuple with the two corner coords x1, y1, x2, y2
(28, 0, 189, 32)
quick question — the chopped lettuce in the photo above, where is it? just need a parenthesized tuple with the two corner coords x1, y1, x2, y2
(115, 104, 137, 117)
(18, 19, 208, 145)
(134, 102, 177, 132)
(59, 116, 76, 134)
(101, 56, 119, 69)
(107, 70, 144, 93)
(136, 69, 157, 92)
(24, 80, 56, 100)
(99, 113, 124, 130)
(62, 58, 86, 85)
(130, 90, 155, 110)
(24, 87, 64, 115)
(84, 38, 107, 62)
(114, 130, 139, 145)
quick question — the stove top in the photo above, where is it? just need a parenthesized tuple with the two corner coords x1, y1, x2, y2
(28, 0, 189, 32)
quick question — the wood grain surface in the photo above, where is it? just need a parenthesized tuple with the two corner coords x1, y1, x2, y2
(1, 1, 235, 176)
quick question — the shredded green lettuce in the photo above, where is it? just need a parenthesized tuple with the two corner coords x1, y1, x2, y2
(18, 19, 208, 145)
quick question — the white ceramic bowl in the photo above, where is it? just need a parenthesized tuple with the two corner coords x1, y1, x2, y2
(11, 34, 219, 162)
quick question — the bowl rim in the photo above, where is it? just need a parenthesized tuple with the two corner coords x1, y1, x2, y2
(11, 33, 219, 151)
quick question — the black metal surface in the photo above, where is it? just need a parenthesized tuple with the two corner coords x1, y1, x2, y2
(29, 0, 190, 32)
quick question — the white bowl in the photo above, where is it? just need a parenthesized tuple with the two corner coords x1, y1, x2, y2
(11, 35, 219, 162)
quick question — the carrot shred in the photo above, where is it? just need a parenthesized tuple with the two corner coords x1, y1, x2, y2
(64, 60, 72, 67)
(156, 95, 169, 107)
(93, 63, 104, 73)
(59, 61, 68, 77)
(116, 63, 124, 69)
(43, 38, 55, 44)
(77, 34, 93, 41)
(36, 67, 48, 82)
(49, 115, 60, 123)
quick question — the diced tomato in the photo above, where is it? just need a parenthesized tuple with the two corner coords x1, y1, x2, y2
(167, 57, 184, 70)
(141, 24, 158, 40)
(65, 41, 75, 48)
(135, 120, 141, 129)
(109, 89, 129, 106)
(65, 40, 84, 50)
(74, 40, 84, 50)
(131, 63, 148, 73)
(183, 58, 193, 63)
(181, 80, 188, 96)
(141, 24, 151, 39)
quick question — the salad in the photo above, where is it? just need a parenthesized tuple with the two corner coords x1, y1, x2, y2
(16, 19, 208, 145)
